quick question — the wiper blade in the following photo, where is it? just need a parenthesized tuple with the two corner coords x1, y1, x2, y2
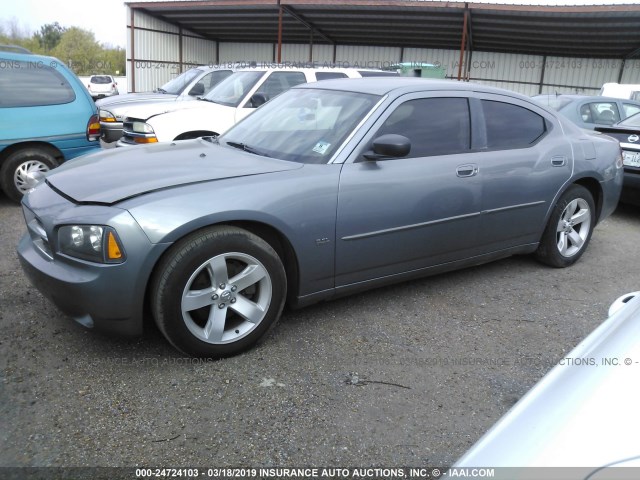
(225, 141, 270, 157)
(155, 88, 168, 93)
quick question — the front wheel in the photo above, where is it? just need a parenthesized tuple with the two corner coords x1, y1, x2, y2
(150, 226, 287, 358)
(0, 148, 59, 202)
(535, 185, 595, 268)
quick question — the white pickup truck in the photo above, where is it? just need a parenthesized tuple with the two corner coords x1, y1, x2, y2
(116, 66, 398, 146)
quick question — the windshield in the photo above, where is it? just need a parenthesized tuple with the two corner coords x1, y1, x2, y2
(619, 111, 640, 127)
(159, 68, 201, 95)
(220, 87, 381, 164)
(90, 76, 112, 84)
(202, 71, 264, 107)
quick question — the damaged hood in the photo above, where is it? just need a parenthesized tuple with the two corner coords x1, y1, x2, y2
(45, 139, 302, 204)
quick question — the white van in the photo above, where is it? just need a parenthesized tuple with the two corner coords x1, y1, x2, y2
(600, 82, 640, 101)
(117, 66, 397, 146)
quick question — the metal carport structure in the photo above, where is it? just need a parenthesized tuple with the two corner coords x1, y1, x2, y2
(124, 0, 640, 94)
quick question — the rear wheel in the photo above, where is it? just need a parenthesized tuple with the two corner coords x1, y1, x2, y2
(150, 226, 287, 358)
(535, 185, 595, 268)
(0, 148, 58, 202)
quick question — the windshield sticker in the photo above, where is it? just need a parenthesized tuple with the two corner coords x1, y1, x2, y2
(313, 141, 331, 155)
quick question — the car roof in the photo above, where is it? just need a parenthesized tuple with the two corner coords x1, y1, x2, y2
(0, 49, 65, 65)
(297, 77, 534, 100)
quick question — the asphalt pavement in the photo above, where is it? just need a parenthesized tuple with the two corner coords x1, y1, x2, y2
(1, 193, 639, 471)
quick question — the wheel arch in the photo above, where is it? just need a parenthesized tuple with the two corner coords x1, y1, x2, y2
(0, 141, 64, 164)
(143, 220, 301, 321)
(572, 176, 603, 223)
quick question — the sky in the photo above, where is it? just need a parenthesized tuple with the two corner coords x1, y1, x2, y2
(1, 0, 128, 48)
(1, 0, 638, 50)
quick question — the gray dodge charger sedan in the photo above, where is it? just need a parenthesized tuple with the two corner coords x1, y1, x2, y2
(17, 78, 624, 358)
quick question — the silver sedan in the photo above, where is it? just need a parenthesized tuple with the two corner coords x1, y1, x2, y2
(18, 78, 624, 357)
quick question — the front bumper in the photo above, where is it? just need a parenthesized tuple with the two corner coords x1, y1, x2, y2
(17, 185, 167, 336)
(621, 167, 640, 205)
(100, 121, 124, 143)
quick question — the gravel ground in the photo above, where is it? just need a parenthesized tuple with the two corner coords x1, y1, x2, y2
(1, 191, 639, 472)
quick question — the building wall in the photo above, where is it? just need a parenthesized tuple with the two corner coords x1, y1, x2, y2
(126, 6, 640, 96)
(126, 7, 218, 92)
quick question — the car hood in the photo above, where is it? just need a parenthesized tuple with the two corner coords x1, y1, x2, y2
(96, 92, 179, 109)
(45, 139, 302, 204)
(118, 100, 212, 121)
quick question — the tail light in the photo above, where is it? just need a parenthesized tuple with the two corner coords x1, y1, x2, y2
(87, 114, 101, 141)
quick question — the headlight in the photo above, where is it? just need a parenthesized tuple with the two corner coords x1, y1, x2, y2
(58, 225, 125, 264)
(99, 109, 117, 122)
(132, 121, 155, 134)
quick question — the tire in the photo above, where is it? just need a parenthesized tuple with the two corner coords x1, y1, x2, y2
(150, 226, 287, 358)
(535, 185, 595, 268)
(0, 148, 59, 203)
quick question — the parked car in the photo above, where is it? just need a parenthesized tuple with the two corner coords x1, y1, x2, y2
(17, 78, 623, 358)
(87, 74, 119, 100)
(97, 65, 234, 143)
(595, 112, 640, 205)
(0, 46, 100, 202)
(531, 94, 640, 129)
(454, 291, 640, 477)
(116, 67, 398, 146)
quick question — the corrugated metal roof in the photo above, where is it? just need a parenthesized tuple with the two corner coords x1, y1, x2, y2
(126, 1, 640, 59)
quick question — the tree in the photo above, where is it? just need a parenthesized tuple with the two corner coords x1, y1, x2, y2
(52, 27, 102, 75)
(34, 22, 66, 53)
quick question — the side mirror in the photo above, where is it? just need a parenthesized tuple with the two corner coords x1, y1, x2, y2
(250, 92, 268, 108)
(189, 82, 205, 96)
(364, 134, 411, 160)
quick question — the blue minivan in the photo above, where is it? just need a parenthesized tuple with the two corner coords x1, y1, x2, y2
(0, 46, 101, 202)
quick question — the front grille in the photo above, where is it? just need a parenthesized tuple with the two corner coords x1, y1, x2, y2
(121, 117, 146, 144)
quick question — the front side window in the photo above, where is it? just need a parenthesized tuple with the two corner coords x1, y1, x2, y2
(255, 72, 307, 101)
(196, 70, 233, 95)
(482, 100, 546, 149)
(159, 68, 201, 95)
(374, 97, 471, 158)
(0, 60, 75, 107)
(220, 88, 380, 164)
(202, 71, 264, 107)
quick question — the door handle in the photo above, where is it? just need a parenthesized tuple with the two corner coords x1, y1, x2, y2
(551, 155, 567, 167)
(456, 164, 479, 177)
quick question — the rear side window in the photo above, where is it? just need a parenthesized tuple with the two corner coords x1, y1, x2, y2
(0, 60, 76, 107)
(482, 100, 546, 149)
(375, 97, 471, 158)
(315, 72, 348, 81)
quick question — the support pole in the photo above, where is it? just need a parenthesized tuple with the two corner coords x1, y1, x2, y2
(130, 7, 136, 93)
(457, 8, 468, 81)
(277, 2, 283, 64)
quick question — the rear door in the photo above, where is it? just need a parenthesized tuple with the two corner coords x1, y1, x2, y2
(472, 95, 573, 250)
